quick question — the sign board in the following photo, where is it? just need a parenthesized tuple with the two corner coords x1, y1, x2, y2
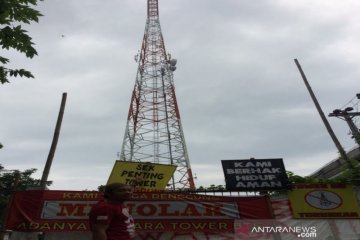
(5, 190, 272, 233)
(289, 183, 360, 218)
(107, 161, 176, 191)
(221, 158, 288, 191)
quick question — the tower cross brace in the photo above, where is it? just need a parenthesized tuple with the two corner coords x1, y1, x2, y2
(120, 0, 195, 190)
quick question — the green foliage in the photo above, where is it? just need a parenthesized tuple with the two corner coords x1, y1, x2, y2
(196, 184, 225, 191)
(0, 0, 43, 84)
(333, 160, 360, 186)
(97, 185, 105, 192)
(287, 164, 360, 186)
(286, 171, 326, 184)
(0, 142, 3, 149)
(0, 164, 51, 226)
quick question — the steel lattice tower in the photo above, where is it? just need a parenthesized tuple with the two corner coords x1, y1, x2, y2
(120, 0, 195, 190)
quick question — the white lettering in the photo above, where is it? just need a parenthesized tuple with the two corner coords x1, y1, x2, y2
(236, 181, 283, 188)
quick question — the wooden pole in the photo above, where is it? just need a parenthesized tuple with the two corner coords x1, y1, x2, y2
(40, 92, 67, 189)
(294, 59, 350, 163)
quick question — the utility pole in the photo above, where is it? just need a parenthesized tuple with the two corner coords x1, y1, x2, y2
(294, 59, 350, 163)
(40, 92, 67, 189)
(329, 105, 360, 146)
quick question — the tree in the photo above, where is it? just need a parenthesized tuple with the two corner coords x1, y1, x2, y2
(286, 171, 320, 184)
(0, 164, 51, 227)
(0, 0, 44, 84)
(97, 184, 105, 192)
(196, 184, 225, 191)
(286, 162, 360, 186)
(333, 159, 360, 186)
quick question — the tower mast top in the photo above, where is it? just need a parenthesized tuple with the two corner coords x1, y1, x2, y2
(148, 0, 159, 17)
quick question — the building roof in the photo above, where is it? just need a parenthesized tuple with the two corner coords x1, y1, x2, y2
(309, 146, 360, 179)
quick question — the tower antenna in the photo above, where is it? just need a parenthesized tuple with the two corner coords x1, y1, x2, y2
(120, 0, 195, 190)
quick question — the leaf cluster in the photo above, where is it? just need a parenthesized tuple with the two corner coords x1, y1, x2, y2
(0, 164, 52, 225)
(0, 0, 43, 84)
(333, 160, 360, 186)
(287, 167, 360, 186)
(196, 184, 225, 191)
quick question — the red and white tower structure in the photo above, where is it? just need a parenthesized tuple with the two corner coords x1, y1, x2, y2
(120, 0, 195, 190)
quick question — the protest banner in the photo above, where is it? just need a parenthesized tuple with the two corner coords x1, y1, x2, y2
(289, 183, 360, 219)
(6, 190, 272, 234)
(221, 158, 288, 191)
(107, 161, 176, 190)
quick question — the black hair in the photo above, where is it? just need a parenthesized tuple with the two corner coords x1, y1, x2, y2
(103, 183, 129, 199)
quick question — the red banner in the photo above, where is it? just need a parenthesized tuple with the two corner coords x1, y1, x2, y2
(6, 190, 272, 233)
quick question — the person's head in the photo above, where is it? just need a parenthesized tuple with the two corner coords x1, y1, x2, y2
(104, 183, 133, 203)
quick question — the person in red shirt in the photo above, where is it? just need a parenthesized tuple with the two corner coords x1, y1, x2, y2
(89, 183, 135, 240)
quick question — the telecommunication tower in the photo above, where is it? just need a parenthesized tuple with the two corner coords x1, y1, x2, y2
(120, 0, 195, 190)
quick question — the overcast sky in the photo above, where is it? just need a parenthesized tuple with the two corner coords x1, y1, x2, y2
(1, 0, 360, 190)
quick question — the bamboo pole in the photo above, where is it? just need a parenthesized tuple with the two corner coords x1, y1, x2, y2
(40, 92, 67, 189)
